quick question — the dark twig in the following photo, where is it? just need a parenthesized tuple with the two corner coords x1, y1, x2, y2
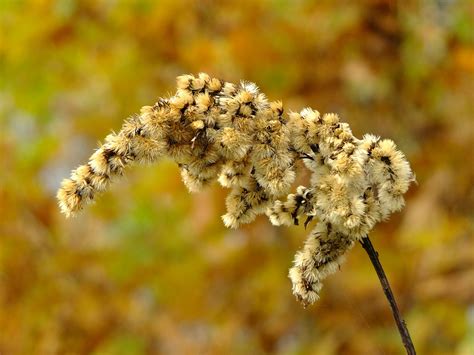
(360, 235, 416, 355)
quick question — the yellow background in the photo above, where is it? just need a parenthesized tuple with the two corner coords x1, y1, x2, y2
(1, 1, 473, 354)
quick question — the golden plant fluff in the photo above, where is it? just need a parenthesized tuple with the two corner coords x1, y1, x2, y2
(57, 73, 414, 306)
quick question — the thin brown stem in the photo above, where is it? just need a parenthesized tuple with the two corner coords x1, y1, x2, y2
(360, 235, 416, 355)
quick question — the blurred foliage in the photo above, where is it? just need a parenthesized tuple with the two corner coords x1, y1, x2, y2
(0, 0, 473, 354)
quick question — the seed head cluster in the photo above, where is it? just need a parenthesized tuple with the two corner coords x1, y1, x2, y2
(268, 109, 413, 305)
(57, 73, 413, 306)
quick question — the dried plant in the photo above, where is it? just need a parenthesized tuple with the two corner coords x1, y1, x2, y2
(57, 73, 416, 353)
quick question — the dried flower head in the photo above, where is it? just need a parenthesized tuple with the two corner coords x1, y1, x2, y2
(57, 73, 414, 306)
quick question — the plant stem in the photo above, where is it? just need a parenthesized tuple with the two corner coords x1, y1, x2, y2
(360, 235, 416, 355)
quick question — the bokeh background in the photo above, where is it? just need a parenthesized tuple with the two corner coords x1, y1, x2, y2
(1, 0, 473, 354)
